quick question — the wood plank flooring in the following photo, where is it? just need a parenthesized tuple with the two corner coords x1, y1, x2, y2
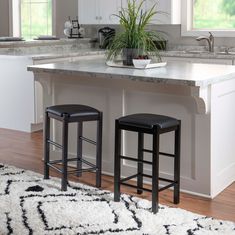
(0, 128, 234, 222)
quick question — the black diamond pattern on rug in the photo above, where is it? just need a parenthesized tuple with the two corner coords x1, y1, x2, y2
(0, 164, 234, 235)
(25, 185, 44, 192)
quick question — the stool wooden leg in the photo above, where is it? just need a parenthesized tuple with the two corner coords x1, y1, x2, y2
(137, 132, 144, 194)
(152, 129, 159, 213)
(96, 113, 103, 188)
(62, 116, 69, 191)
(44, 111, 50, 180)
(174, 122, 181, 204)
(114, 120, 121, 202)
(77, 122, 83, 177)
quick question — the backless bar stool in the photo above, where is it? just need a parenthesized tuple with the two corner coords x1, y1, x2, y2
(44, 104, 102, 191)
(114, 113, 181, 213)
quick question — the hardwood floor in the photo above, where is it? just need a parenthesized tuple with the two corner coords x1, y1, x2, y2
(0, 128, 234, 222)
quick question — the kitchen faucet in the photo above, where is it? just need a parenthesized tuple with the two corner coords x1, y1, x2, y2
(196, 32, 214, 52)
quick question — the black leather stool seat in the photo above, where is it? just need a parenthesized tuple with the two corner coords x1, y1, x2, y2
(118, 113, 180, 129)
(46, 104, 100, 118)
(114, 113, 181, 214)
(44, 104, 103, 191)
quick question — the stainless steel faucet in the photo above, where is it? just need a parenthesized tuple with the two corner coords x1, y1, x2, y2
(196, 32, 214, 52)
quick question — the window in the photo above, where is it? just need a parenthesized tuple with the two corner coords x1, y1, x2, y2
(11, 0, 54, 40)
(181, 0, 235, 37)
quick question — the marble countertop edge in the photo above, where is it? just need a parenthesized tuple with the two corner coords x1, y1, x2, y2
(28, 59, 235, 88)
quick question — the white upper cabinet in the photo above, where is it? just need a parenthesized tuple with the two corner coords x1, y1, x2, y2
(78, 0, 181, 25)
(146, 0, 181, 24)
(78, 0, 122, 24)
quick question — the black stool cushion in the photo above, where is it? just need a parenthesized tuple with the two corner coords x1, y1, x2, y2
(46, 104, 100, 118)
(118, 113, 179, 129)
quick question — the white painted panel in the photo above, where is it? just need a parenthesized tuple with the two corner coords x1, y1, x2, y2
(0, 56, 34, 132)
(78, 0, 99, 24)
(78, 0, 121, 24)
(211, 79, 235, 197)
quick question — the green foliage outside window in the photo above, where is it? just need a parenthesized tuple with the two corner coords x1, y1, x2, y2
(193, 0, 235, 29)
(21, 0, 52, 40)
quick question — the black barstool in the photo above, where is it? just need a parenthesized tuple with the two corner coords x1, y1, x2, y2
(44, 104, 103, 191)
(114, 113, 181, 213)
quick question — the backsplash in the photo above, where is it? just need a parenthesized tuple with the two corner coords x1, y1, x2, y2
(0, 38, 92, 55)
(82, 24, 235, 49)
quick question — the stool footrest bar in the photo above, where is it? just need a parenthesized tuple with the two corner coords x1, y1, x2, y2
(47, 163, 62, 173)
(142, 173, 153, 178)
(80, 158, 96, 168)
(120, 155, 152, 165)
(49, 157, 79, 164)
(142, 149, 175, 158)
(68, 167, 97, 174)
(79, 136, 96, 145)
(159, 182, 176, 192)
(121, 182, 152, 193)
(159, 152, 175, 158)
(121, 182, 176, 193)
(47, 140, 62, 149)
(120, 173, 139, 183)
(159, 177, 175, 183)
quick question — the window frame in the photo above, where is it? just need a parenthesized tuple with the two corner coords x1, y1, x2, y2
(9, 0, 56, 38)
(181, 0, 235, 37)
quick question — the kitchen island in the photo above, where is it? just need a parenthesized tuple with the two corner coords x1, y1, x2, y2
(28, 58, 235, 198)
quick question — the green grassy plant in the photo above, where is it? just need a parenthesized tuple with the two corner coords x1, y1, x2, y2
(106, 0, 165, 62)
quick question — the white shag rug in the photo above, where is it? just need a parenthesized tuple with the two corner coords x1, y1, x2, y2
(0, 164, 234, 235)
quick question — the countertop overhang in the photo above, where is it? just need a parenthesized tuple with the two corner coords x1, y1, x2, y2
(28, 59, 235, 87)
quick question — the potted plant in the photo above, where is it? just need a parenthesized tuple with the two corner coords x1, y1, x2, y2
(106, 0, 165, 66)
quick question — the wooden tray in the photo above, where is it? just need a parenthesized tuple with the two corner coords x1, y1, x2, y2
(106, 60, 167, 69)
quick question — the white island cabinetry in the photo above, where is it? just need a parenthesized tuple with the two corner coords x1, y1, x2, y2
(28, 59, 235, 199)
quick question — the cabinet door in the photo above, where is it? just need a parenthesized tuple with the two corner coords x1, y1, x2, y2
(121, 0, 147, 12)
(78, 0, 99, 24)
(99, 0, 122, 24)
(146, 0, 181, 24)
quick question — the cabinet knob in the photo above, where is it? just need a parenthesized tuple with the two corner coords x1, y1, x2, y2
(95, 16, 99, 20)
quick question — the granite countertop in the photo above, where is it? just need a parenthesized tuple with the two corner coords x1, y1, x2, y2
(31, 49, 105, 60)
(0, 38, 91, 48)
(160, 50, 235, 60)
(1, 39, 235, 61)
(28, 58, 235, 87)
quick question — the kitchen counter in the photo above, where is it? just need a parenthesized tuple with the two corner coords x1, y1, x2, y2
(31, 49, 105, 61)
(28, 58, 235, 199)
(0, 38, 91, 48)
(160, 50, 235, 60)
(28, 58, 235, 87)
